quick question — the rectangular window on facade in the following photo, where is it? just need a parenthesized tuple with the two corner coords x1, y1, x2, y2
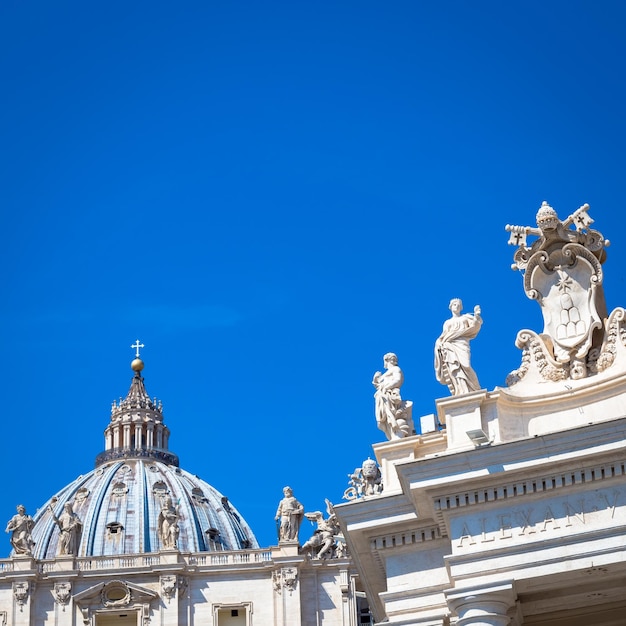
(95, 613, 139, 626)
(214, 604, 249, 626)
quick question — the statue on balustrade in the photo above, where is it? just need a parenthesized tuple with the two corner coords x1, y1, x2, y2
(158, 496, 180, 549)
(275, 486, 304, 542)
(5, 504, 35, 556)
(50, 502, 83, 556)
(435, 299, 483, 395)
(372, 352, 414, 439)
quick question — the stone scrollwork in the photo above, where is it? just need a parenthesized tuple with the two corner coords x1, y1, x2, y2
(505, 202, 624, 384)
(273, 567, 298, 595)
(161, 575, 177, 601)
(343, 458, 383, 501)
(53, 582, 72, 610)
(13, 581, 29, 611)
(596, 307, 626, 373)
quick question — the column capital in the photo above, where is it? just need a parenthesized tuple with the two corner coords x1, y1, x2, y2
(446, 582, 516, 626)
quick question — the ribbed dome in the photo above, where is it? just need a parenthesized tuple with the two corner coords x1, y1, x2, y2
(26, 352, 258, 558)
(30, 459, 257, 558)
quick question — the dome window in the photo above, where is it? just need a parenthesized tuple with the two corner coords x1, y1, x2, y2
(206, 528, 224, 551)
(112, 482, 128, 497)
(192, 488, 207, 503)
(152, 481, 169, 497)
(106, 522, 124, 538)
(75, 487, 90, 503)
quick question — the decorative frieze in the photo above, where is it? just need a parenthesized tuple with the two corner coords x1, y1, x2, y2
(370, 525, 442, 551)
(450, 484, 626, 552)
(434, 460, 626, 514)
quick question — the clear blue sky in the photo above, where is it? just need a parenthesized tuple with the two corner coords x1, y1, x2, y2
(2, 1, 626, 550)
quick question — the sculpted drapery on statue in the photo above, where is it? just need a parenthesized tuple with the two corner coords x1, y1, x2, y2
(275, 486, 304, 542)
(435, 299, 483, 395)
(505, 202, 624, 385)
(50, 502, 82, 556)
(5, 505, 35, 556)
(158, 496, 180, 549)
(372, 353, 414, 439)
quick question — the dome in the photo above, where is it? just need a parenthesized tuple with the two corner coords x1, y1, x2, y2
(29, 460, 257, 558)
(26, 353, 258, 558)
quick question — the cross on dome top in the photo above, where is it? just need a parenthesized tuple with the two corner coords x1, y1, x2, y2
(131, 339, 145, 358)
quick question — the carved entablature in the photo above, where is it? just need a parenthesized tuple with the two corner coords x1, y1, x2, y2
(505, 202, 626, 384)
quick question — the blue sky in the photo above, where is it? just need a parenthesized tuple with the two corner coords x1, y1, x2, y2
(1, 1, 626, 550)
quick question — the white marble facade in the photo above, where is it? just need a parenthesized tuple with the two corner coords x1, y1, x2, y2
(335, 203, 626, 625)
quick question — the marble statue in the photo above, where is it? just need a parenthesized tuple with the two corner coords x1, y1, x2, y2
(505, 202, 622, 384)
(343, 457, 383, 500)
(50, 502, 82, 556)
(275, 486, 304, 542)
(434, 299, 482, 395)
(5, 504, 35, 556)
(158, 496, 180, 549)
(300, 500, 341, 559)
(372, 353, 414, 439)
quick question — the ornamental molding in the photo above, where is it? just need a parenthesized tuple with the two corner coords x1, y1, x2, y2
(433, 459, 626, 515)
(505, 203, 621, 385)
(428, 458, 626, 538)
(272, 567, 298, 595)
(74, 579, 158, 626)
(52, 582, 72, 610)
(13, 581, 29, 611)
(370, 524, 443, 552)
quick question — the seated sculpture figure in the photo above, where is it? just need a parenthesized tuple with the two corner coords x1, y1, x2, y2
(435, 299, 483, 395)
(372, 353, 414, 439)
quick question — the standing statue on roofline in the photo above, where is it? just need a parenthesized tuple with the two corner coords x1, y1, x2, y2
(275, 486, 304, 542)
(435, 299, 483, 396)
(505, 202, 626, 385)
(372, 352, 414, 439)
(5, 504, 35, 556)
(49, 502, 83, 556)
